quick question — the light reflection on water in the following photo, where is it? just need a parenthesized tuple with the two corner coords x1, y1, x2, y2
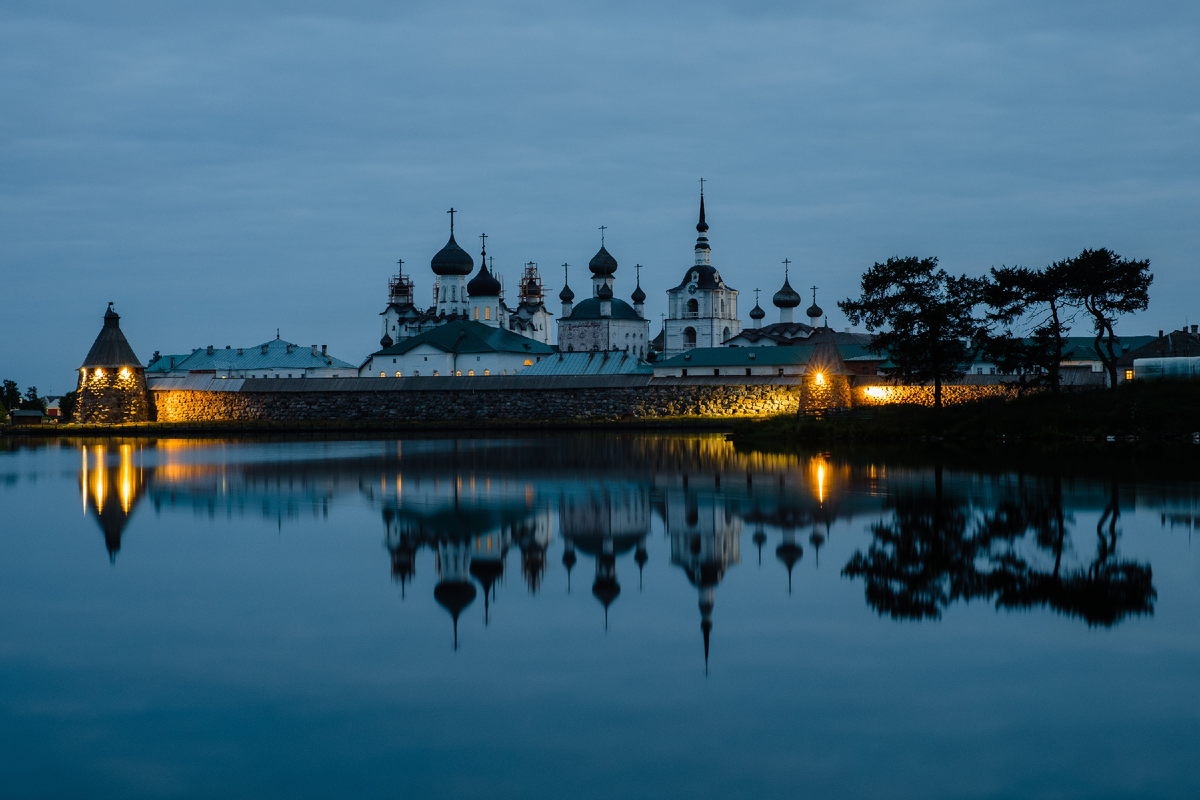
(2, 434, 1199, 799)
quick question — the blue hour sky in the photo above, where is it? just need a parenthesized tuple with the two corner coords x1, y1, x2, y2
(2, 1, 1197, 392)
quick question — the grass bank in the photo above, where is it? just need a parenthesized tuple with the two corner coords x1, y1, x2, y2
(733, 380, 1200, 445)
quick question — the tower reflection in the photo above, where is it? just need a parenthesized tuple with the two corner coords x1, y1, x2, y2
(67, 435, 1168, 664)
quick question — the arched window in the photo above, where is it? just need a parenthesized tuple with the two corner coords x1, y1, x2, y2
(468, 370, 475, 376)
(568, 345, 574, 352)
(523, 359, 533, 366)
(451, 286, 456, 301)
(379, 372, 385, 377)
(483, 369, 490, 376)
(687, 298, 698, 314)
(433, 370, 439, 376)
(721, 299, 725, 313)
(723, 326, 730, 342)
(485, 306, 491, 320)
(684, 327, 697, 346)
(413, 370, 419, 376)
(456, 371, 462, 377)
(474, 307, 479, 320)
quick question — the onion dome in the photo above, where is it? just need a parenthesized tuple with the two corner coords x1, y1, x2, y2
(749, 303, 766, 320)
(772, 277, 801, 308)
(433, 580, 477, 650)
(806, 301, 824, 319)
(630, 282, 646, 303)
(597, 282, 613, 300)
(380, 333, 394, 349)
(589, 245, 618, 276)
(559, 282, 575, 302)
(467, 262, 502, 297)
(431, 234, 474, 276)
(525, 278, 540, 297)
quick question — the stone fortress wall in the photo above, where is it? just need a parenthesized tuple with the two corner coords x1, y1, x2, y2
(149, 375, 1018, 423)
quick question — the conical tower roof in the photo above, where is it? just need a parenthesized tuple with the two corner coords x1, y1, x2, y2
(80, 304, 142, 368)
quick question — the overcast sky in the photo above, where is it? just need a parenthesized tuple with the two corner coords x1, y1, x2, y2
(2, 1, 1197, 392)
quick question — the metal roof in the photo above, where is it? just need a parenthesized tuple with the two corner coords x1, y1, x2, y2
(521, 351, 653, 376)
(149, 374, 654, 393)
(563, 297, 644, 321)
(165, 340, 356, 372)
(372, 320, 555, 357)
(146, 354, 192, 372)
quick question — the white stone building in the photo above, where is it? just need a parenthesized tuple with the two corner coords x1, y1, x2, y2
(661, 196, 740, 357)
(556, 242, 651, 356)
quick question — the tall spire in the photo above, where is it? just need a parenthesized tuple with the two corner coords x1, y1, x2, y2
(694, 188, 711, 266)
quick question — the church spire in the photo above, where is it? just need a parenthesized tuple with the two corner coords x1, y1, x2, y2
(693, 187, 711, 266)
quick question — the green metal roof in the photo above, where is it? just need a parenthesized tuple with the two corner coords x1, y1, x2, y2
(656, 344, 885, 369)
(372, 320, 555, 357)
(162, 340, 356, 372)
(522, 350, 652, 376)
(564, 297, 643, 321)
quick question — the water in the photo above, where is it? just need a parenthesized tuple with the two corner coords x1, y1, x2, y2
(1, 434, 1198, 799)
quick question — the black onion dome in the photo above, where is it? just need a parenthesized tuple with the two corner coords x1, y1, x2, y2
(467, 263, 502, 297)
(431, 234, 474, 276)
(630, 283, 646, 303)
(749, 303, 766, 320)
(380, 333, 394, 349)
(559, 283, 575, 302)
(597, 282, 613, 300)
(589, 245, 618, 276)
(806, 302, 824, 319)
(525, 278, 540, 296)
(773, 277, 801, 308)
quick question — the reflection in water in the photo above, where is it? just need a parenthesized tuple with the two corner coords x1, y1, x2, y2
(80, 444, 145, 562)
(842, 466, 1156, 626)
(71, 436, 1181, 665)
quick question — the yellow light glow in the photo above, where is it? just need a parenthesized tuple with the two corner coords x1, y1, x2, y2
(120, 445, 132, 513)
(119, 367, 130, 379)
(95, 368, 104, 378)
(94, 446, 105, 513)
(814, 372, 825, 385)
(81, 447, 88, 513)
(864, 386, 887, 399)
(817, 462, 826, 504)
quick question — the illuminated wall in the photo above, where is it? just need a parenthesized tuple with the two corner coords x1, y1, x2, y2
(75, 366, 150, 424)
(853, 382, 1020, 407)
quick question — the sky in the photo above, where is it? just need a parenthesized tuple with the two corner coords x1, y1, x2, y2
(1, 1, 1197, 393)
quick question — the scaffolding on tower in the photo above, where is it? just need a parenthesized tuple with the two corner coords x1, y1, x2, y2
(388, 267, 415, 307)
(519, 262, 544, 306)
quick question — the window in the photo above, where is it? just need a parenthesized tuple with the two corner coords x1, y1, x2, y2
(380, 372, 385, 377)
(746, 368, 751, 376)
(433, 370, 439, 376)
(424, 356, 428, 361)
(474, 307, 479, 320)
(484, 369, 490, 376)
(1125, 369, 1134, 381)
(977, 367, 984, 375)
(687, 299, 698, 313)
(451, 286, 456, 301)
(393, 359, 396, 363)
(714, 369, 720, 376)
(485, 306, 490, 320)
(684, 327, 697, 346)
(288, 374, 292, 378)
(395, 371, 401, 377)
(468, 370, 475, 376)
(476, 356, 481, 361)
(778, 368, 784, 376)
(414, 370, 419, 376)
(524, 359, 533, 366)
(455, 371, 462, 377)
(682, 369, 688, 376)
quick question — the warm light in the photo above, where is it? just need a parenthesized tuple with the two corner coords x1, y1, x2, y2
(95, 368, 104, 378)
(395, 372, 401, 377)
(817, 462, 826, 504)
(380, 372, 385, 377)
(81, 447, 88, 513)
(119, 367, 130, 379)
(120, 445, 132, 513)
(94, 446, 105, 513)
(814, 372, 825, 385)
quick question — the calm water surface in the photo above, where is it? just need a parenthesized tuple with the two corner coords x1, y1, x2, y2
(1, 434, 1198, 799)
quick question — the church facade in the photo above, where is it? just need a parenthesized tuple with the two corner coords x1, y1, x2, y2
(555, 242, 651, 357)
(661, 196, 740, 357)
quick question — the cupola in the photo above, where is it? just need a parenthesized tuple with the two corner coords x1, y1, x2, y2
(589, 245, 618, 276)
(431, 234, 474, 276)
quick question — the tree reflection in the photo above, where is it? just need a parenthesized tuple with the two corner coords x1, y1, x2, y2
(844, 468, 1155, 627)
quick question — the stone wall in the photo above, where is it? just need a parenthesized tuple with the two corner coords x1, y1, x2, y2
(153, 382, 803, 422)
(76, 367, 150, 424)
(801, 375, 853, 414)
(853, 381, 1021, 407)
